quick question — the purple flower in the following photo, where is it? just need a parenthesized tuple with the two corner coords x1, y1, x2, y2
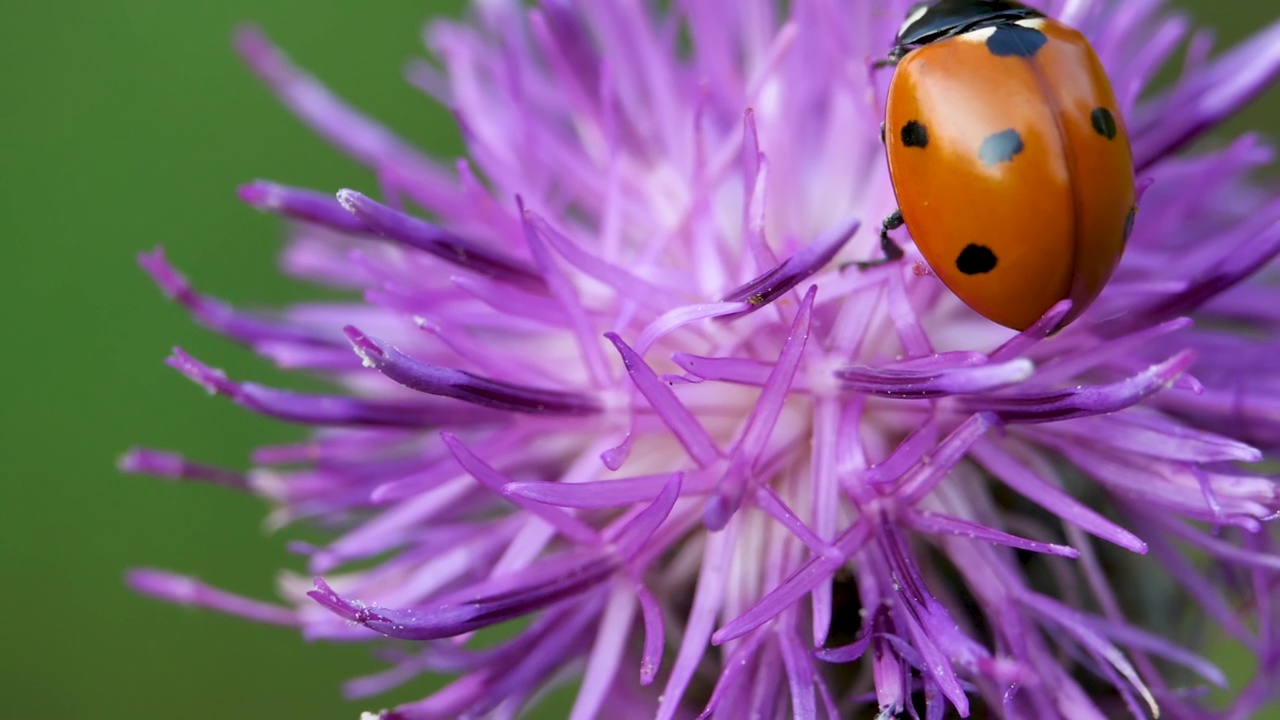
(123, 1, 1280, 717)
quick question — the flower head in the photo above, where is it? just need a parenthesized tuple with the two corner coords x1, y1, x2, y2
(125, 1, 1280, 718)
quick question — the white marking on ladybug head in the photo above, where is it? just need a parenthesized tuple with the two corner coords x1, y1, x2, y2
(1016, 18, 1048, 30)
(957, 26, 999, 43)
(899, 3, 931, 40)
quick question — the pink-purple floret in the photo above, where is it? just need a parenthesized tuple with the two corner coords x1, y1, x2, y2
(124, 0, 1280, 718)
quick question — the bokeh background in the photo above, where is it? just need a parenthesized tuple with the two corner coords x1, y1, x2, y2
(2, 1, 1277, 718)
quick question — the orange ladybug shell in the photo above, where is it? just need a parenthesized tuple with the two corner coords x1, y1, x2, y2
(885, 17, 1135, 331)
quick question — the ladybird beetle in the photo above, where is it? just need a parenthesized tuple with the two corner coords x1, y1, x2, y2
(874, 0, 1136, 331)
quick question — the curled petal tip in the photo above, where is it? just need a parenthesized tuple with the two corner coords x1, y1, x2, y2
(237, 180, 275, 207)
(116, 448, 147, 474)
(117, 447, 247, 489)
(335, 188, 362, 212)
(234, 181, 370, 232)
(136, 245, 166, 266)
(166, 348, 231, 396)
(333, 189, 545, 287)
(837, 358, 1034, 398)
(343, 325, 384, 366)
(230, 23, 269, 56)
(347, 329, 599, 415)
(126, 568, 196, 600)
(702, 494, 731, 532)
(137, 247, 191, 301)
(307, 581, 371, 624)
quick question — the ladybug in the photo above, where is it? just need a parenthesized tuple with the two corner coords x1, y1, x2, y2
(873, 0, 1136, 331)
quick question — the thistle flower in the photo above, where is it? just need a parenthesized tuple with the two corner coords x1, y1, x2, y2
(122, 1, 1280, 718)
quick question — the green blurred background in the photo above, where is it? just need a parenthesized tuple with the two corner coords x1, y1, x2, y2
(1, 1, 1277, 718)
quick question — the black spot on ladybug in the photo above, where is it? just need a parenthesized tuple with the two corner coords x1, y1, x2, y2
(979, 129, 1024, 165)
(986, 25, 1048, 58)
(956, 244, 998, 275)
(1122, 205, 1136, 245)
(1091, 107, 1117, 140)
(901, 120, 929, 148)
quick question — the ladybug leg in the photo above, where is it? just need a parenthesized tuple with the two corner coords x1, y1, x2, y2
(851, 210, 906, 270)
(879, 210, 906, 260)
(871, 47, 905, 70)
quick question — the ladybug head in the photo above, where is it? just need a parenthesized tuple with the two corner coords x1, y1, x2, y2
(894, 0, 1044, 48)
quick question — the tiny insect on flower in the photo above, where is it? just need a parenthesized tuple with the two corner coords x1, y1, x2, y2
(876, 0, 1138, 332)
(124, 1, 1280, 718)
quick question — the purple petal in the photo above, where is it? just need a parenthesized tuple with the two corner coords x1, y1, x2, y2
(608, 473, 681, 561)
(713, 519, 872, 644)
(233, 25, 457, 208)
(671, 353, 775, 386)
(1106, 202, 1280, 333)
(779, 630, 819, 720)
(836, 358, 1033, 398)
(877, 524, 979, 713)
(523, 209, 673, 312)
(1078, 610, 1227, 686)
(127, 569, 297, 626)
(168, 348, 490, 427)
(1020, 592, 1160, 717)
(960, 351, 1195, 423)
(449, 274, 564, 324)
(314, 479, 487, 572)
(504, 472, 698, 509)
(307, 557, 611, 641)
(633, 302, 747, 355)
(863, 419, 940, 486)
(118, 448, 248, 490)
(605, 332, 721, 467)
(337, 189, 546, 291)
(705, 285, 816, 529)
(904, 510, 1080, 558)
(1133, 19, 1280, 170)
(636, 583, 665, 685)
(1135, 517, 1258, 647)
(571, 586, 637, 720)
(343, 656, 431, 700)
(755, 485, 837, 559)
(722, 216, 859, 313)
(371, 450, 488, 502)
(518, 200, 611, 386)
(988, 300, 1073, 363)
(897, 413, 997, 504)
(238, 181, 370, 234)
(657, 526, 737, 720)
(1030, 411, 1261, 464)
(139, 247, 338, 348)
(1043, 439, 1273, 527)
(441, 433, 601, 545)
(813, 629, 871, 664)
(696, 629, 770, 719)
(1028, 318, 1191, 388)
(478, 603, 602, 717)
(346, 326, 601, 416)
(1158, 516, 1280, 572)
(309, 477, 676, 640)
(970, 439, 1148, 553)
